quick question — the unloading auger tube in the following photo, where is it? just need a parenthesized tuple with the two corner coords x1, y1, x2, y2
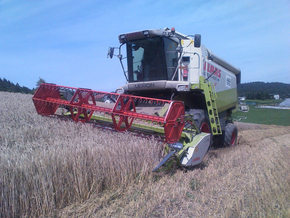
(33, 83, 185, 144)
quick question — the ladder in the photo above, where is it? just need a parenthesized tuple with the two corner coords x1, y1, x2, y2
(200, 76, 222, 135)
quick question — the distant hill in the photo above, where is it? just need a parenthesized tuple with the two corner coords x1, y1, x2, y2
(238, 82, 290, 99)
(0, 78, 34, 94)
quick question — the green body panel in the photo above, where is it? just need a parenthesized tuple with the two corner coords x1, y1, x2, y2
(215, 88, 238, 113)
(191, 78, 238, 113)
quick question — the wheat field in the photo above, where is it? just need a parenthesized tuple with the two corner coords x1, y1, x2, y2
(1, 92, 290, 217)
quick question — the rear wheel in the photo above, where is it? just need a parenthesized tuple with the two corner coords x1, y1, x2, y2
(224, 123, 238, 146)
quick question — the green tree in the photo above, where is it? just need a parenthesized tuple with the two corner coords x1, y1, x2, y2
(36, 77, 46, 88)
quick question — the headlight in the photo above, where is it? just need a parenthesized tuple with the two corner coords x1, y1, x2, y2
(177, 85, 188, 91)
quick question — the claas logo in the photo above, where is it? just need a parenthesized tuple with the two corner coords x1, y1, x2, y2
(204, 62, 221, 78)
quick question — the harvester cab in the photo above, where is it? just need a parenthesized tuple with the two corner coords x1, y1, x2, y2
(33, 27, 240, 171)
(108, 27, 197, 96)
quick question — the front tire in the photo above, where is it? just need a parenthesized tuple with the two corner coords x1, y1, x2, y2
(188, 109, 212, 149)
(189, 109, 210, 133)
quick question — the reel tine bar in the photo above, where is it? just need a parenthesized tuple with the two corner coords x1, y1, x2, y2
(33, 83, 185, 143)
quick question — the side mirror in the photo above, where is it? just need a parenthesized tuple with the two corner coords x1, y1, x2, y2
(194, 34, 201, 48)
(107, 47, 114, 59)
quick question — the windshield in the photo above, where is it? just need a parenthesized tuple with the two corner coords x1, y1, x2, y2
(126, 37, 178, 82)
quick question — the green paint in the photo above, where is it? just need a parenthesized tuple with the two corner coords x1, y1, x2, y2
(233, 105, 290, 126)
(216, 88, 238, 113)
(191, 79, 238, 113)
(199, 76, 222, 135)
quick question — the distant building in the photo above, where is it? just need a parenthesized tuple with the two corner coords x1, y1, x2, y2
(274, 95, 279, 100)
(238, 97, 246, 101)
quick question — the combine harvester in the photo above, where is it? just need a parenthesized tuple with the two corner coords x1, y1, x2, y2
(33, 27, 240, 171)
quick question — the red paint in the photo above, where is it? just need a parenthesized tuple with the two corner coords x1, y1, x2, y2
(192, 157, 200, 163)
(204, 61, 221, 78)
(33, 83, 185, 144)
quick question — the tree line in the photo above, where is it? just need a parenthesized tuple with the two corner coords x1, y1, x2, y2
(238, 82, 290, 100)
(0, 78, 34, 94)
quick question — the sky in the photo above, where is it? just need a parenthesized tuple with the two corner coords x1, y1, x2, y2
(1, 0, 290, 91)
